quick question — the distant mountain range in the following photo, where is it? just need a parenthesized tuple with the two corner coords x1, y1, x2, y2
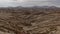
(0, 6, 59, 8)
(12, 6, 60, 9)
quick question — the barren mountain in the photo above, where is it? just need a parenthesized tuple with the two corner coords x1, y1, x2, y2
(0, 6, 60, 34)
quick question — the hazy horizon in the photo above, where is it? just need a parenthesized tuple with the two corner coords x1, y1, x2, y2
(0, 0, 60, 7)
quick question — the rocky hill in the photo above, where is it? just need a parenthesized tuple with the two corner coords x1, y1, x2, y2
(0, 6, 60, 34)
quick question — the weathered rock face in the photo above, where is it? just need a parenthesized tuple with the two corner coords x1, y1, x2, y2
(0, 7, 60, 34)
(0, 31, 14, 34)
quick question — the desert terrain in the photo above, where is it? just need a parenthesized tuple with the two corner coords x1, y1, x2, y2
(0, 6, 60, 34)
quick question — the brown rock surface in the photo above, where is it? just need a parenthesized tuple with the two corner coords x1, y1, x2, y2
(0, 7, 60, 34)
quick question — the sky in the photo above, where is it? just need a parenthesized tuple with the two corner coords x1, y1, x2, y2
(0, 0, 60, 7)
